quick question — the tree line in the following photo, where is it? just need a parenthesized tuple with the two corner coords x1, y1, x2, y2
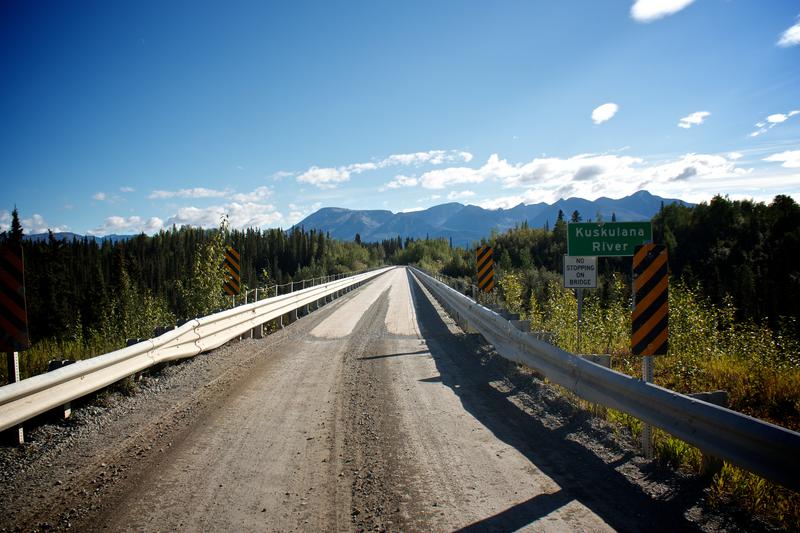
(0, 214, 394, 346)
(380, 195, 800, 329)
(2, 193, 797, 350)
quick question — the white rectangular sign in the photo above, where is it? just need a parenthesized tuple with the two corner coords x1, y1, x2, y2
(563, 255, 597, 288)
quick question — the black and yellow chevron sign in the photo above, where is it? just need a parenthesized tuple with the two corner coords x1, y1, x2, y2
(632, 243, 668, 356)
(476, 245, 495, 293)
(0, 243, 31, 352)
(223, 246, 241, 296)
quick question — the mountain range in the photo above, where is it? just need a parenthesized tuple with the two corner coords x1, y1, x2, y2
(295, 190, 691, 247)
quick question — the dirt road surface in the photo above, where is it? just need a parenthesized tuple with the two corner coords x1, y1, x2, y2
(0, 267, 722, 532)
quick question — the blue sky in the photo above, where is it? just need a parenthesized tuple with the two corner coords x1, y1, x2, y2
(1, 0, 799, 236)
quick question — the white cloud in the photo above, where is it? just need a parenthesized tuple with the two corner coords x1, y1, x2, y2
(418, 152, 647, 191)
(380, 150, 472, 167)
(764, 150, 800, 169)
(678, 111, 711, 129)
(447, 190, 476, 201)
(120, 186, 135, 193)
(778, 20, 800, 47)
(164, 203, 284, 231)
(223, 202, 284, 228)
(93, 192, 107, 201)
(88, 216, 164, 236)
(592, 103, 619, 124)
(270, 170, 294, 181)
(295, 149, 473, 188)
(415, 149, 752, 207)
(418, 165, 486, 189)
(0, 210, 10, 232)
(228, 186, 273, 203)
(728, 152, 744, 160)
(381, 175, 418, 191)
(631, 0, 695, 22)
(296, 166, 352, 188)
(143, 217, 164, 233)
(287, 202, 322, 225)
(398, 207, 425, 213)
(767, 111, 798, 123)
(148, 185, 273, 203)
(750, 110, 800, 137)
(21, 214, 69, 234)
(148, 187, 230, 200)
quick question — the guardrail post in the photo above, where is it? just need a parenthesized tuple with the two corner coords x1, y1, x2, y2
(3, 351, 24, 445)
(511, 319, 530, 332)
(642, 356, 654, 459)
(464, 320, 479, 334)
(46, 359, 76, 419)
(689, 390, 729, 476)
(530, 331, 555, 344)
(579, 354, 611, 368)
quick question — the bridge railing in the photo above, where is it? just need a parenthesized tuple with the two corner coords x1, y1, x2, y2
(410, 267, 800, 492)
(230, 267, 384, 306)
(0, 267, 394, 433)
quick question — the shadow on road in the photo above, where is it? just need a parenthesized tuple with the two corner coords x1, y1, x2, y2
(406, 270, 704, 532)
(358, 349, 431, 361)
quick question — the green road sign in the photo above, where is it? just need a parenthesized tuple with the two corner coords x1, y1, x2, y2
(567, 221, 652, 256)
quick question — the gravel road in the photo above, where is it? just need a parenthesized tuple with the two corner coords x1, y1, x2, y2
(0, 267, 735, 532)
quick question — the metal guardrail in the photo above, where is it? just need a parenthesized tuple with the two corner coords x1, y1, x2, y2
(0, 267, 394, 432)
(231, 268, 382, 306)
(410, 267, 800, 492)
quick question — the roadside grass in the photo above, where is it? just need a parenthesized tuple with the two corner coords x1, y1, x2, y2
(496, 271, 800, 530)
(1, 335, 125, 383)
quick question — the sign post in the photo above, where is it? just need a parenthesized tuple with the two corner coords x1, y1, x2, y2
(564, 255, 597, 353)
(564, 220, 667, 460)
(632, 243, 669, 459)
